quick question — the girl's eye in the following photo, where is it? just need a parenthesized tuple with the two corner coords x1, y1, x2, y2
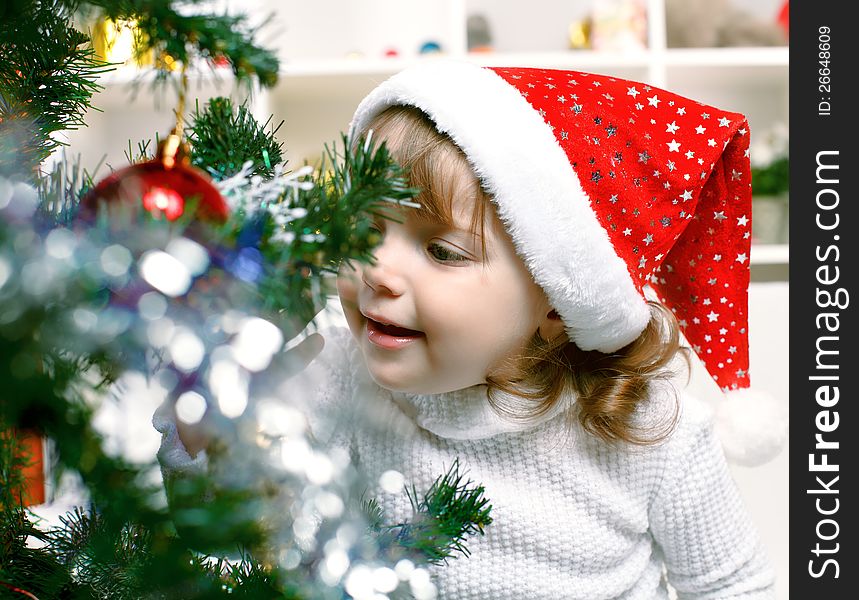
(427, 241, 470, 264)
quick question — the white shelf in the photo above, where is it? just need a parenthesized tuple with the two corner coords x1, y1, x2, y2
(662, 46, 788, 67)
(271, 51, 653, 103)
(750, 244, 789, 265)
(91, 65, 252, 115)
(278, 50, 652, 77)
(97, 64, 238, 86)
(279, 56, 417, 78)
(98, 46, 788, 90)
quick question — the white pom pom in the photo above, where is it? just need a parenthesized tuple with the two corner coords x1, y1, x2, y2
(713, 388, 788, 467)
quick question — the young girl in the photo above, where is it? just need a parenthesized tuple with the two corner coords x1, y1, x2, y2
(156, 60, 780, 598)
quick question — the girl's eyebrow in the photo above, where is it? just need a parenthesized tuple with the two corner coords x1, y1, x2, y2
(410, 208, 483, 238)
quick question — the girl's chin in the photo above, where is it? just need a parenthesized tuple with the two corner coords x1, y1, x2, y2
(365, 362, 483, 396)
(370, 379, 413, 395)
(364, 362, 423, 394)
(359, 357, 419, 392)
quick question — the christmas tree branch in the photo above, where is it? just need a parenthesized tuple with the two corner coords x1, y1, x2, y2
(216, 130, 420, 327)
(84, 0, 279, 86)
(0, 2, 494, 592)
(0, 1, 112, 178)
(188, 96, 284, 181)
(371, 460, 494, 565)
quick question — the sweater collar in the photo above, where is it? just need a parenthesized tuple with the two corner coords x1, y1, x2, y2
(393, 385, 568, 440)
(346, 335, 568, 440)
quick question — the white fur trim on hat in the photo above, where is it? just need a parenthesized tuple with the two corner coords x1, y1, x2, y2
(350, 59, 650, 352)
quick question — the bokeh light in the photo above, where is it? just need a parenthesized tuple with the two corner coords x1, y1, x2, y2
(166, 237, 209, 276)
(209, 351, 249, 418)
(169, 327, 205, 372)
(44, 227, 77, 260)
(100, 244, 133, 277)
(139, 250, 192, 297)
(378, 470, 404, 494)
(138, 291, 168, 321)
(175, 391, 208, 425)
(232, 317, 283, 372)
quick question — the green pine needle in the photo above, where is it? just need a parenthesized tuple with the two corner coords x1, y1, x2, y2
(189, 96, 285, 181)
(372, 460, 494, 565)
(35, 151, 101, 227)
(87, 0, 280, 87)
(361, 496, 386, 531)
(238, 131, 420, 327)
(0, 1, 113, 179)
(123, 138, 155, 165)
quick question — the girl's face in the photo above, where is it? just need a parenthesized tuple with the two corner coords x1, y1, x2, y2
(337, 196, 557, 395)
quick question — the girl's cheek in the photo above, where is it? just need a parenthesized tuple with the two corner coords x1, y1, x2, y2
(336, 266, 360, 309)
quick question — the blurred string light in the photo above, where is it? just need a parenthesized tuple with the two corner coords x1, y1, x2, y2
(140, 250, 192, 296)
(175, 390, 207, 424)
(232, 317, 283, 372)
(378, 470, 405, 494)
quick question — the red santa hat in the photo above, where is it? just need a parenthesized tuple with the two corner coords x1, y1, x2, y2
(350, 59, 786, 466)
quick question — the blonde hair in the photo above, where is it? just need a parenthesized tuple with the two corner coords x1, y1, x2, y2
(364, 105, 687, 445)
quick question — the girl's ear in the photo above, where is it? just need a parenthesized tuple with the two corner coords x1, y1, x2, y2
(538, 309, 566, 343)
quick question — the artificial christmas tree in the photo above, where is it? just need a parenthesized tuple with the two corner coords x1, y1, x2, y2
(1, 2, 491, 598)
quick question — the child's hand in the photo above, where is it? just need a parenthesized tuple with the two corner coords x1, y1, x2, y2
(175, 332, 325, 457)
(280, 331, 326, 377)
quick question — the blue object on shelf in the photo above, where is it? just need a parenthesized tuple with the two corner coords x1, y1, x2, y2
(418, 41, 443, 54)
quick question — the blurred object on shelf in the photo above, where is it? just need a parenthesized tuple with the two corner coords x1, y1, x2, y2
(154, 51, 180, 72)
(345, 51, 365, 60)
(384, 47, 400, 57)
(752, 195, 789, 245)
(777, 1, 789, 37)
(666, 0, 787, 48)
(751, 123, 789, 196)
(750, 123, 789, 244)
(21, 432, 46, 506)
(568, 18, 593, 49)
(210, 55, 231, 68)
(91, 17, 152, 66)
(589, 0, 647, 51)
(467, 13, 494, 53)
(2, 429, 45, 506)
(418, 40, 443, 54)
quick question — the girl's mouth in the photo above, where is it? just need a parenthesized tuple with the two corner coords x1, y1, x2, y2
(365, 318, 425, 349)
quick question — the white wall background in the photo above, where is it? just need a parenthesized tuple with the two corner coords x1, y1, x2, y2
(686, 280, 789, 598)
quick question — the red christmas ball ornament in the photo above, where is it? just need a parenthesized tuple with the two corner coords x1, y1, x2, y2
(79, 132, 229, 225)
(141, 185, 186, 221)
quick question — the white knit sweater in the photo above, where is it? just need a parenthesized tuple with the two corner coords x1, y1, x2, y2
(154, 327, 775, 599)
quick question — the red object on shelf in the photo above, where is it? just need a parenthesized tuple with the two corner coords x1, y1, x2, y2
(20, 432, 45, 505)
(3, 430, 46, 506)
(777, 2, 789, 37)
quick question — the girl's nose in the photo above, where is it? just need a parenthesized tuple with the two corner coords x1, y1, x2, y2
(361, 238, 407, 297)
